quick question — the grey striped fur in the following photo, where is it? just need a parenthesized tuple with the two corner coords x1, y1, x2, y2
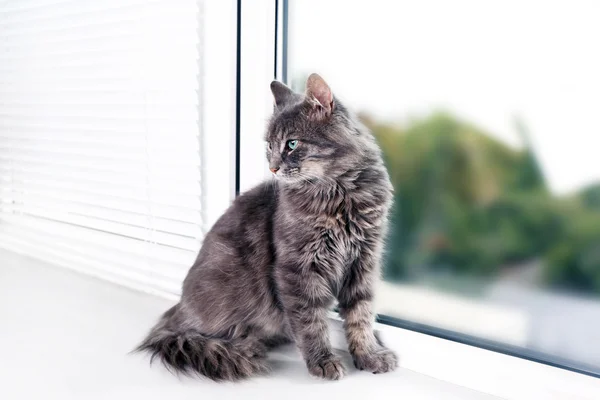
(136, 74, 397, 381)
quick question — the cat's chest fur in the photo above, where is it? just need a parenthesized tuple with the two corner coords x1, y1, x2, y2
(311, 195, 365, 261)
(277, 180, 388, 287)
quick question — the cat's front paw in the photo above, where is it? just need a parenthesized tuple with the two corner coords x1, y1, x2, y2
(353, 347, 398, 374)
(307, 356, 346, 380)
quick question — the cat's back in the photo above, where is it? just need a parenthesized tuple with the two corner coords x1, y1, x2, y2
(212, 181, 278, 235)
(185, 181, 278, 282)
(181, 181, 281, 332)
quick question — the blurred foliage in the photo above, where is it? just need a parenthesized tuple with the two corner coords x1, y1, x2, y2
(361, 112, 600, 295)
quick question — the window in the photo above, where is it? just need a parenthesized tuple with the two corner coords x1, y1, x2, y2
(286, 0, 600, 376)
(0, 0, 237, 296)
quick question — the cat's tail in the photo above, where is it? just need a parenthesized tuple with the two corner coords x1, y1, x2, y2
(134, 304, 269, 381)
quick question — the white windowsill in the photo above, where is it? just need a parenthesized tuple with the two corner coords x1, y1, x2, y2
(1, 247, 599, 399)
(330, 317, 599, 400)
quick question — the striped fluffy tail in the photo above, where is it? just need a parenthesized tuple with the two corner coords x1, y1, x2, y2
(134, 305, 268, 381)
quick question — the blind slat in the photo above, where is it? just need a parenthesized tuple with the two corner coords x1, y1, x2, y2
(0, 213, 196, 269)
(6, 197, 202, 237)
(2, 180, 202, 209)
(0, 0, 204, 296)
(0, 188, 202, 224)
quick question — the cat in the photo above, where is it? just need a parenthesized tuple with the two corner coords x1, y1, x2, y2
(136, 73, 397, 381)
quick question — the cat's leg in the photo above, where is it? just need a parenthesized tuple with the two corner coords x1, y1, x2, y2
(337, 254, 398, 374)
(277, 264, 345, 380)
(261, 334, 293, 349)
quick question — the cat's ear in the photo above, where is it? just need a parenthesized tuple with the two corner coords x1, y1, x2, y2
(305, 73, 334, 118)
(270, 81, 294, 110)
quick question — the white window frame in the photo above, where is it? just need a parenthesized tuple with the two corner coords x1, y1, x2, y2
(201, 0, 238, 229)
(237, 1, 600, 398)
(238, 0, 278, 192)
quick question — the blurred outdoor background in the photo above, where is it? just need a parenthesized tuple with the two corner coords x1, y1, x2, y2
(289, 0, 600, 371)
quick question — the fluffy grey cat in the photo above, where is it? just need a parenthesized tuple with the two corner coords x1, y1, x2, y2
(136, 74, 397, 381)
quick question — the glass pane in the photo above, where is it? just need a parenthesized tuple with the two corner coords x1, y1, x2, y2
(288, 0, 600, 373)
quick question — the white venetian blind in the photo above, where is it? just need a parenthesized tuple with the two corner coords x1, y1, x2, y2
(0, 0, 204, 296)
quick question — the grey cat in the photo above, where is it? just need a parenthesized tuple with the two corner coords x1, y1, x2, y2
(136, 74, 397, 381)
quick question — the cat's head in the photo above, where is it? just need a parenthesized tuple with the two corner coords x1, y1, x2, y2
(265, 73, 369, 184)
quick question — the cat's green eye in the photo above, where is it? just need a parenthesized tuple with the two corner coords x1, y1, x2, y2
(287, 140, 298, 150)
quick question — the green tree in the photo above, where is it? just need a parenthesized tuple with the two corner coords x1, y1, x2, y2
(363, 112, 600, 296)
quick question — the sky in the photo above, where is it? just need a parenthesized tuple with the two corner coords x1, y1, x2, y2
(289, 0, 600, 194)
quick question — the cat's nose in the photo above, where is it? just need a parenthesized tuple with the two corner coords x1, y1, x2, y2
(269, 167, 280, 174)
